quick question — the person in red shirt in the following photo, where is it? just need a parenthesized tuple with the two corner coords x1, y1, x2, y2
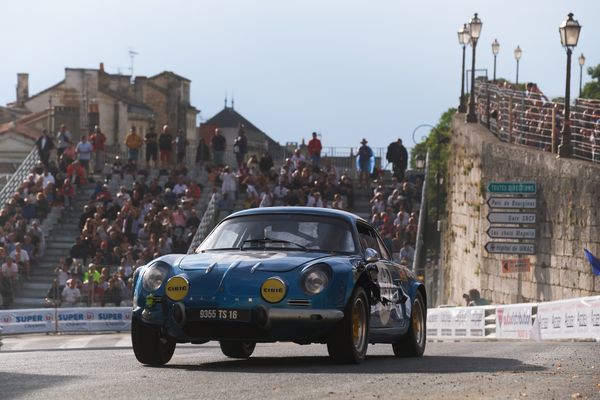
(59, 178, 75, 209)
(66, 160, 87, 191)
(307, 132, 322, 167)
(89, 125, 107, 175)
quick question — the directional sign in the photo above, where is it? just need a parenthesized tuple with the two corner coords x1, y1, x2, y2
(487, 182, 537, 194)
(485, 242, 535, 255)
(487, 212, 536, 224)
(487, 197, 537, 209)
(487, 227, 536, 239)
(501, 258, 531, 273)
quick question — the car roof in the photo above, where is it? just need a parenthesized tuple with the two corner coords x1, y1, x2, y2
(226, 206, 367, 225)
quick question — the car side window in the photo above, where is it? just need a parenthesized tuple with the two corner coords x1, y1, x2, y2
(374, 233, 392, 261)
(356, 223, 379, 255)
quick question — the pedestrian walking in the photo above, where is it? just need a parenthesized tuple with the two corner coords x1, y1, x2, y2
(356, 138, 374, 187)
(89, 125, 106, 174)
(76, 134, 93, 176)
(35, 129, 55, 167)
(386, 138, 409, 181)
(55, 124, 73, 158)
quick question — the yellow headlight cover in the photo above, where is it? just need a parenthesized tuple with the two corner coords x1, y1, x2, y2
(261, 277, 286, 303)
(165, 276, 189, 301)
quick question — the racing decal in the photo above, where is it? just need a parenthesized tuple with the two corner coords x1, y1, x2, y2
(260, 277, 287, 303)
(165, 275, 189, 301)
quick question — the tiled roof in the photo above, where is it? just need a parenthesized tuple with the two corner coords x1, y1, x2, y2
(0, 121, 41, 140)
(148, 71, 191, 82)
(205, 106, 264, 133)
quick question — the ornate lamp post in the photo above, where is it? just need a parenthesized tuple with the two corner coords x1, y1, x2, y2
(514, 46, 522, 85)
(557, 13, 582, 158)
(466, 13, 482, 123)
(458, 24, 471, 113)
(579, 53, 586, 97)
(491, 39, 500, 82)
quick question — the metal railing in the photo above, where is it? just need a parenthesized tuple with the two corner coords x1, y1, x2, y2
(475, 81, 600, 161)
(187, 193, 219, 253)
(0, 147, 40, 206)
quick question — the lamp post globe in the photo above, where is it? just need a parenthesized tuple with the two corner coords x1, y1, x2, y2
(514, 46, 522, 85)
(466, 13, 482, 123)
(578, 53, 585, 97)
(458, 24, 470, 113)
(491, 39, 500, 82)
(558, 13, 582, 158)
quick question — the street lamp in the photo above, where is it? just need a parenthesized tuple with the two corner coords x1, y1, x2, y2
(415, 154, 426, 170)
(491, 39, 500, 82)
(514, 46, 522, 85)
(579, 53, 586, 97)
(458, 24, 471, 113)
(466, 13, 482, 123)
(557, 12, 582, 158)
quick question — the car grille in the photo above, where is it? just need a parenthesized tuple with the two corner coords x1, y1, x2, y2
(287, 299, 311, 307)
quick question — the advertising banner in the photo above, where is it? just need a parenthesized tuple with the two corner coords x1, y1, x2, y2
(0, 309, 55, 334)
(426, 307, 486, 340)
(537, 296, 600, 340)
(495, 304, 533, 339)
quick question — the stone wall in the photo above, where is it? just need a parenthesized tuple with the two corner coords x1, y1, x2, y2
(443, 114, 600, 306)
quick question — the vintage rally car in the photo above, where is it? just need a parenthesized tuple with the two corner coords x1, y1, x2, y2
(131, 207, 426, 365)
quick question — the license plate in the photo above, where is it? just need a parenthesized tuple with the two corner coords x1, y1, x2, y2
(191, 309, 251, 322)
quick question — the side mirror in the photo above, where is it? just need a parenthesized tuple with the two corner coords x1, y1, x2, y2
(364, 248, 380, 263)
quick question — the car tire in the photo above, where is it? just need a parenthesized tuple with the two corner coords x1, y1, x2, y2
(392, 290, 426, 357)
(131, 317, 176, 365)
(327, 286, 369, 364)
(219, 341, 256, 358)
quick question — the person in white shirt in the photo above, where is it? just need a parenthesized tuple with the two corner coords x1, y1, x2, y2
(10, 242, 30, 279)
(306, 191, 323, 208)
(76, 134, 93, 175)
(290, 149, 305, 170)
(399, 241, 415, 267)
(272, 181, 289, 206)
(172, 177, 188, 197)
(220, 166, 237, 199)
(42, 169, 56, 190)
(61, 279, 81, 306)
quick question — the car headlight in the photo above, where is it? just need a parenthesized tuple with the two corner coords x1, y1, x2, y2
(142, 262, 171, 292)
(302, 264, 332, 295)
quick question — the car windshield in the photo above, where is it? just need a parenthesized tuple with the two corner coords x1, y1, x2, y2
(196, 214, 356, 253)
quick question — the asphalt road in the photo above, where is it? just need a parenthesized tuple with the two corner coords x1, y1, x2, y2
(1, 334, 599, 400)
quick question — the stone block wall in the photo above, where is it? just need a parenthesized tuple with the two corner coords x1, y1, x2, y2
(443, 114, 600, 306)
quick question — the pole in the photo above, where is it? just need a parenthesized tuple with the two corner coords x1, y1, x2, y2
(516, 59, 520, 85)
(493, 54, 497, 82)
(458, 45, 467, 113)
(486, 83, 491, 130)
(558, 48, 573, 157)
(466, 40, 478, 123)
(579, 63, 583, 97)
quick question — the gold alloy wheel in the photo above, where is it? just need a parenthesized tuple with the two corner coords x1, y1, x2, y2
(412, 299, 425, 348)
(352, 296, 367, 350)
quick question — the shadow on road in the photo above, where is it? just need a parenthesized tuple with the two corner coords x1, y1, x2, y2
(160, 355, 546, 374)
(0, 372, 78, 399)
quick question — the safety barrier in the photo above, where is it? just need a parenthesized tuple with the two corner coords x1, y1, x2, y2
(0, 147, 40, 206)
(427, 295, 600, 341)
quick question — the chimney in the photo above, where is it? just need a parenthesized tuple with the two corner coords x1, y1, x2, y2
(99, 62, 105, 73)
(16, 73, 29, 105)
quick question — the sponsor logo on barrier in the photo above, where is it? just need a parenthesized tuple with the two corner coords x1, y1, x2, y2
(58, 313, 85, 321)
(16, 315, 44, 323)
(98, 313, 123, 320)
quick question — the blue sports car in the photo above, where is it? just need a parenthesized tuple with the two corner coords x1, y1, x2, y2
(131, 207, 426, 364)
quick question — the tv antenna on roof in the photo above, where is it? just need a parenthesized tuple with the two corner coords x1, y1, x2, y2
(129, 48, 139, 78)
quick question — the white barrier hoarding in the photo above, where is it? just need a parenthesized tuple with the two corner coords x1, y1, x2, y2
(0, 307, 131, 335)
(495, 304, 533, 339)
(427, 306, 486, 339)
(537, 296, 600, 340)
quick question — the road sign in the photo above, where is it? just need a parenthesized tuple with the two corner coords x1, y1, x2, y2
(487, 227, 536, 239)
(487, 212, 536, 224)
(487, 182, 537, 194)
(501, 258, 531, 273)
(485, 242, 535, 255)
(487, 197, 537, 209)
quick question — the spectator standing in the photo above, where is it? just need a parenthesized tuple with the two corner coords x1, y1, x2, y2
(158, 125, 174, 168)
(307, 132, 323, 167)
(11, 242, 31, 280)
(195, 137, 210, 170)
(174, 128, 188, 164)
(233, 124, 248, 168)
(89, 125, 107, 175)
(1, 255, 17, 308)
(386, 138, 409, 181)
(220, 166, 237, 199)
(66, 160, 87, 192)
(144, 126, 159, 168)
(259, 152, 274, 176)
(56, 124, 73, 158)
(211, 128, 226, 166)
(76, 134, 93, 176)
(125, 126, 143, 164)
(36, 129, 55, 167)
(356, 138, 374, 187)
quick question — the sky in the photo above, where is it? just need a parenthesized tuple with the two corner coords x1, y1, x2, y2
(1, 0, 599, 151)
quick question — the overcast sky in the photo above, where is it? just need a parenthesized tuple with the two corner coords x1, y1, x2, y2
(1, 0, 598, 150)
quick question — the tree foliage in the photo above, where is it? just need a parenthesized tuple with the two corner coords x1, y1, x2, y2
(581, 64, 600, 99)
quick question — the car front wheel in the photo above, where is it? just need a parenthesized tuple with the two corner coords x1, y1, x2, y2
(131, 317, 176, 365)
(219, 341, 256, 358)
(392, 290, 426, 357)
(327, 286, 369, 364)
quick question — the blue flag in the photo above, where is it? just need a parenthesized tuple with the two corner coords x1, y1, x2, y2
(584, 249, 600, 276)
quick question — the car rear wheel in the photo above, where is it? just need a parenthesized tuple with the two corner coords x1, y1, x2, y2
(392, 290, 426, 357)
(131, 317, 176, 365)
(219, 341, 256, 358)
(327, 286, 369, 364)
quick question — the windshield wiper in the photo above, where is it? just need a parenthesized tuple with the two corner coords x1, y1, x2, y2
(241, 237, 307, 251)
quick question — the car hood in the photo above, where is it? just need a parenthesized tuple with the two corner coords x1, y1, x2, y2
(177, 250, 332, 273)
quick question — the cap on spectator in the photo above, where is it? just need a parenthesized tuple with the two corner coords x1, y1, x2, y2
(361, 138, 368, 144)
